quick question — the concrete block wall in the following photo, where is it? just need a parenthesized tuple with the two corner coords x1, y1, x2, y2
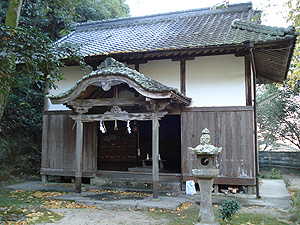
(259, 151, 300, 174)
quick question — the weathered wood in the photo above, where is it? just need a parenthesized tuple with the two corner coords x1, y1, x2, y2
(180, 59, 186, 95)
(181, 107, 255, 183)
(183, 176, 255, 186)
(245, 55, 252, 106)
(69, 111, 167, 122)
(41, 114, 98, 178)
(40, 168, 94, 177)
(41, 114, 49, 169)
(83, 122, 97, 172)
(152, 112, 159, 199)
(214, 177, 255, 186)
(95, 170, 181, 182)
(50, 76, 172, 104)
(250, 47, 260, 197)
(182, 106, 253, 112)
(75, 116, 83, 193)
(43, 110, 73, 115)
(68, 97, 146, 108)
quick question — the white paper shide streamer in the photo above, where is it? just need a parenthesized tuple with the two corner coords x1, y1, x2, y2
(127, 120, 131, 134)
(99, 121, 106, 133)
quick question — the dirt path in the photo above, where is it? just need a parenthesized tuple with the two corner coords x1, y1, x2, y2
(35, 175, 300, 225)
(37, 208, 169, 225)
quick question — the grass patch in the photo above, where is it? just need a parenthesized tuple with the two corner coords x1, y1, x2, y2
(0, 188, 65, 224)
(146, 205, 290, 225)
(259, 168, 283, 179)
(0, 189, 44, 207)
(290, 189, 300, 224)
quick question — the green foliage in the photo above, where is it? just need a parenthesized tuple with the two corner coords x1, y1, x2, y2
(219, 199, 240, 221)
(290, 189, 300, 223)
(0, 0, 130, 180)
(286, 0, 300, 82)
(0, 0, 130, 40)
(257, 81, 300, 151)
(0, 79, 44, 179)
(0, 23, 85, 117)
(211, 0, 228, 10)
(260, 168, 283, 179)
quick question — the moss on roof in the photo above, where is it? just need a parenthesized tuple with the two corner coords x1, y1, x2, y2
(55, 2, 297, 57)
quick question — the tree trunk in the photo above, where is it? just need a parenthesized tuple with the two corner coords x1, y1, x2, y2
(5, 0, 23, 27)
(0, 0, 23, 120)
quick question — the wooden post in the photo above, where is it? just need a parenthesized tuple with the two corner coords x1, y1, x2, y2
(250, 46, 260, 198)
(152, 112, 159, 199)
(180, 59, 186, 95)
(75, 115, 83, 193)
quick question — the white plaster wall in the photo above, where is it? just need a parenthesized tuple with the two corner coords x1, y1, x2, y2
(139, 59, 180, 90)
(47, 56, 245, 110)
(48, 66, 92, 111)
(186, 55, 245, 107)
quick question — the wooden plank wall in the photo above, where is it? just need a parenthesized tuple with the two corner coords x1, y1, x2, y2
(41, 112, 97, 177)
(181, 107, 255, 184)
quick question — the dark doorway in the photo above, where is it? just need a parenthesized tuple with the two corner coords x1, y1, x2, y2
(138, 115, 181, 173)
(97, 121, 137, 171)
(97, 115, 181, 173)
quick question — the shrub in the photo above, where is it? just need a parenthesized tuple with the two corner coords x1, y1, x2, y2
(0, 79, 43, 180)
(260, 168, 282, 179)
(290, 189, 300, 224)
(219, 199, 240, 221)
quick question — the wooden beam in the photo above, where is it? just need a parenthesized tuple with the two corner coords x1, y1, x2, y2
(182, 106, 253, 112)
(171, 56, 195, 62)
(183, 176, 256, 186)
(40, 168, 94, 177)
(68, 97, 147, 107)
(75, 115, 83, 193)
(152, 112, 159, 199)
(69, 112, 167, 122)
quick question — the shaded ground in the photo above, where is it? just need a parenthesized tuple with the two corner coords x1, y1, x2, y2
(83, 192, 145, 201)
(4, 174, 300, 225)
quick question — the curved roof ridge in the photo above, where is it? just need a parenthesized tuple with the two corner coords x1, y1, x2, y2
(76, 2, 253, 31)
(231, 19, 298, 37)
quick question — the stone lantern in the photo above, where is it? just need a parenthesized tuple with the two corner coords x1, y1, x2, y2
(188, 128, 222, 225)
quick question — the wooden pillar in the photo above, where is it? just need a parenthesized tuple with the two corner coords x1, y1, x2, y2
(249, 46, 260, 198)
(152, 112, 159, 199)
(75, 115, 83, 193)
(245, 55, 252, 106)
(180, 59, 186, 95)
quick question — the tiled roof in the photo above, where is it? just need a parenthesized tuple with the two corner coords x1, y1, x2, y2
(48, 58, 191, 104)
(56, 2, 297, 57)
